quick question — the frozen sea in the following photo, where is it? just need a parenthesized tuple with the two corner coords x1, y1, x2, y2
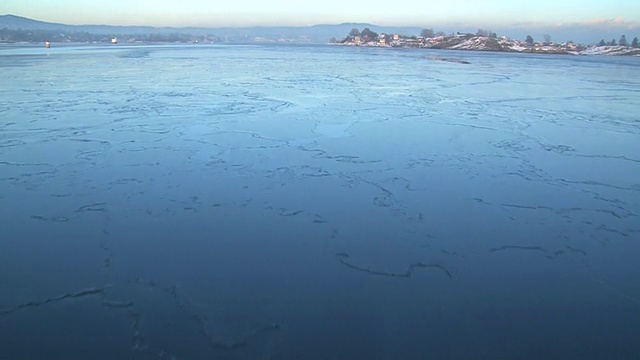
(1, 44, 639, 359)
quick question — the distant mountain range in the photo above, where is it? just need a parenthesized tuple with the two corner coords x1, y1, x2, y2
(0, 14, 421, 43)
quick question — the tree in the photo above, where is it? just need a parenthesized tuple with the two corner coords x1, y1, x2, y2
(476, 29, 490, 37)
(619, 35, 628, 46)
(525, 35, 534, 45)
(349, 28, 360, 37)
(490, 32, 497, 38)
(610, 39, 616, 46)
(598, 39, 606, 46)
(544, 34, 551, 44)
(632, 37, 639, 48)
(420, 28, 434, 38)
(360, 28, 378, 39)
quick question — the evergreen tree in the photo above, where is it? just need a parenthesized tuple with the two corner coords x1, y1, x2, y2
(525, 35, 534, 45)
(609, 39, 616, 46)
(632, 37, 639, 48)
(349, 28, 360, 37)
(598, 39, 606, 46)
(360, 28, 378, 39)
(619, 35, 628, 46)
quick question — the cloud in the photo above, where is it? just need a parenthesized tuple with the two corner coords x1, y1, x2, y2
(508, 17, 640, 34)
(509, 17, 639, 30)
(555, 17, 640, 30)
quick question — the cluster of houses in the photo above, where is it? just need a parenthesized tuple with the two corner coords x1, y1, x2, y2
(337, 31, 623, 55)
(346, 33, 435, 47)
(345, 31, 561, 48)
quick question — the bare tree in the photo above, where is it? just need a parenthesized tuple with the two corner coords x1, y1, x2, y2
(420, 29, 434, 38)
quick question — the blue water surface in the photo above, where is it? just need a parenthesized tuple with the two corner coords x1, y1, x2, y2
(1, 44, 639, 359)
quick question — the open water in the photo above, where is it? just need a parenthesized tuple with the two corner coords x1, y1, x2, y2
(1, 44, 639, 359)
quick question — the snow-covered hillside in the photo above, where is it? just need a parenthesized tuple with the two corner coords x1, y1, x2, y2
(578, 45, 640, 56)
(338, 33, 640, 56)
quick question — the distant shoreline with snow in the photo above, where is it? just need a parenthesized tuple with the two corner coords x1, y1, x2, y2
(335, 32, 640, 56)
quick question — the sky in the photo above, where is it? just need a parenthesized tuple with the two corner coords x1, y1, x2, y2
(2, 0, 639, 28)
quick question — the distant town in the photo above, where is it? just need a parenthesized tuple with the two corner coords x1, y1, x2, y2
(334, 28, 640, 56)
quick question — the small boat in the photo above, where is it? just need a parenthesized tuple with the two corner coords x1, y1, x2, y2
(45, 40, 50, 48)
(111, 37, 118, 44)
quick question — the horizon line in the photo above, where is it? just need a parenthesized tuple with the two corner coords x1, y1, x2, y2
(3, 14, 401, 29)
(2, 13, 639, 36)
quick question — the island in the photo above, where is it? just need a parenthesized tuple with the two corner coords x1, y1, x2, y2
(334, 28, 640, 56)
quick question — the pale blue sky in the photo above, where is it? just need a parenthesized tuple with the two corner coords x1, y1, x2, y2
(2, 0, 639, 28)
